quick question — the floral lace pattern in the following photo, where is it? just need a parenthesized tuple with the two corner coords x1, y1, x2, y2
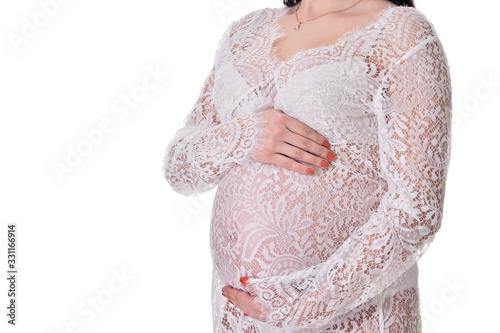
(163, 4, 452, 332)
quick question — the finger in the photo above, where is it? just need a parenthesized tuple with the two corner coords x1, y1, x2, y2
(280, 113, 330, 148)
(221, 286, 232, 301)
(221, 286, 233, 295)
(225, 287, 251, 303)
(269, 153, 318, 175)
(223, 290, 246, 313)
(238, 282, 268, 322)
(277, 140, 332, 170)
(234, 292, 262, 319)
(226, 287, 253, 303)
(221, 286, 238, 303)
(284, 130, 335, 163)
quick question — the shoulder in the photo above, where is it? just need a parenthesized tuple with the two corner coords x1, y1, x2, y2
(217, 7, 281, 49)
(234, 7, 273, 22)
(215, 7, 278, 60)
(229, 7, 281, 35)
(381, 6, 442, 52)
(377, 7, 451, 86)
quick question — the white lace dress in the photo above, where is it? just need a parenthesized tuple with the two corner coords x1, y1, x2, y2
(162, 4, 452, 332)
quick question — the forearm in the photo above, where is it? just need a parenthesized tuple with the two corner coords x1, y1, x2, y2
(163, 113, 267, 196)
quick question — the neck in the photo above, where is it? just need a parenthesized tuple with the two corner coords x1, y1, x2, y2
(296, 0, 367, 17)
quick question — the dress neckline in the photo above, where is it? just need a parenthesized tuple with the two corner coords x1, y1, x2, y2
(267, 4, 400, 65)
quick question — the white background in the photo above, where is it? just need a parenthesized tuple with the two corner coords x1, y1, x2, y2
(0, 0, 498, 332)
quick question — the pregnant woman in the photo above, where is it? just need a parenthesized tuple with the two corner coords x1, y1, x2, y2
(162, 0, 452, 331)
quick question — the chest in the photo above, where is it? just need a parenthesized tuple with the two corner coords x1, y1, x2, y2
(271, 8, 383, 64)
(212, 11, 387, 143)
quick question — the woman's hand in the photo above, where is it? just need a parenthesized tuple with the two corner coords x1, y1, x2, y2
(221, 277, 268, 322)
(252, 109, 336, 175)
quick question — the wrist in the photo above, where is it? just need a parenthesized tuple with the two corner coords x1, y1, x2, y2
(236, 113, 268, 167)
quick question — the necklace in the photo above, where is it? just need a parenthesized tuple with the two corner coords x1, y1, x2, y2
(294, 0, 364, 31)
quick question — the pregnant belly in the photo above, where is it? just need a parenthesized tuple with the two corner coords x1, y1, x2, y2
(209, 162, 383, 287)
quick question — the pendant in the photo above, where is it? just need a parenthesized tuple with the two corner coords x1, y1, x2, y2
(294, 23, 301, 31)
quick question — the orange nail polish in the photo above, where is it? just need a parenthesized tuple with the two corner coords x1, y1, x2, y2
(321, 160, 329, 168)
(322, 140, 331, 149)
(327, 152, 336, 161)
(240, 277, 249, 286)
(306, 168, 315, 175)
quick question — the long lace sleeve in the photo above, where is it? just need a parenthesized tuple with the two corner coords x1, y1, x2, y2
(162, 21, 268, 196)
(243, 35, 453, 330)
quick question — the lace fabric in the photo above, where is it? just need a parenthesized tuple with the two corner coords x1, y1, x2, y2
(163, 5, 452, 332)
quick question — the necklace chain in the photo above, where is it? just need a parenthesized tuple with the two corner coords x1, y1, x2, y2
(294, 0, 364, 31)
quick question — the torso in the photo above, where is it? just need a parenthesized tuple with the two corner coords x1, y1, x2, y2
(210, 4, 428, 331)
(211, 3, 404, 288)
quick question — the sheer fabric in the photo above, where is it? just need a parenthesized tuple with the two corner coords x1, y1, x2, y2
(162, 5, 452, 332)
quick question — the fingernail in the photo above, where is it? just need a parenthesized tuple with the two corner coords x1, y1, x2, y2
(321, 160, 329, 168)
(240, 276, 249, 286)
(222, 291, 226, 297)
(306, 168, 315, 175)
(327, 152, 336, 161)
(322, 140, 331, 149)
(229, 300, 233, 304)
(244, 313, 248, 316)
